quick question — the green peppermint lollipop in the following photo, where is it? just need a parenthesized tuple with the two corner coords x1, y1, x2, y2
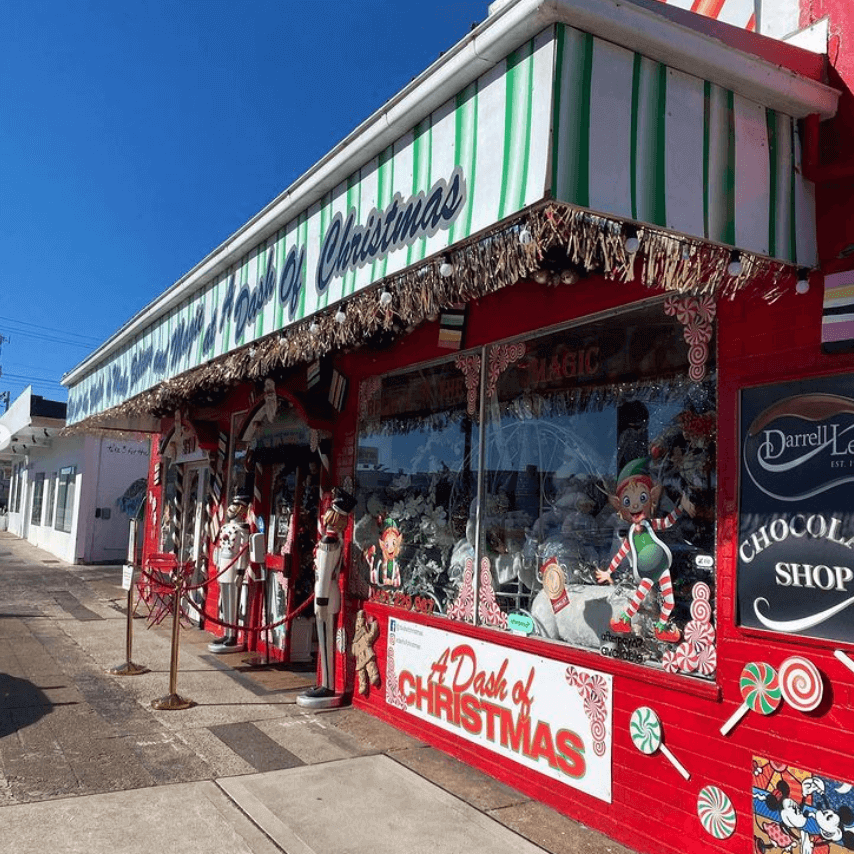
(720, 662, 781, 736)
(629, 706, 690, 780)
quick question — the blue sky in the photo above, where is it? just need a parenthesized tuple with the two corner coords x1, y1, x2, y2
(0, 0, 488, 408)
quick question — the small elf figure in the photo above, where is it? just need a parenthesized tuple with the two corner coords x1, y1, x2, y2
(596, 457, 695, 643)
(351, 610, 381, 695)
(366, 518, 403, 588)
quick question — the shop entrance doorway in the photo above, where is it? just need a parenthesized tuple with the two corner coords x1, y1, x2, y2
(227, 392, 330, 663)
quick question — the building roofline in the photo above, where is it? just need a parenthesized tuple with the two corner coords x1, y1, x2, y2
(63, 0, 840, 387)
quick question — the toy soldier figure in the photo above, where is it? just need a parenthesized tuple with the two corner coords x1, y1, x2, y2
(298, 488, 356, 708)
(208, 493, 250, 653)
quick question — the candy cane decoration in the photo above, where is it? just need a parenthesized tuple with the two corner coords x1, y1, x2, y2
(208, 430, 227, 542)
(252, 459, 263, 527)
(172, 463, 184, 555)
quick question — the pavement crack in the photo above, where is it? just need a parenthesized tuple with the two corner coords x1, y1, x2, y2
(212, 779, 291, 854)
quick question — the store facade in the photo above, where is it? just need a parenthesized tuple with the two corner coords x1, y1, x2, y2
(63, 1, 853, 852)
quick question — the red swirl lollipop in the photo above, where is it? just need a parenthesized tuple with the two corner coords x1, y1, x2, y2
(720, 662, 781, 736)
(778, 656, 823, 712)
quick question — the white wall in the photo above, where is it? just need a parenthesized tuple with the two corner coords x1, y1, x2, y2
(6, 434, 150, 564)
(14, 434, 85, 564)
(88, 438, 150, 562)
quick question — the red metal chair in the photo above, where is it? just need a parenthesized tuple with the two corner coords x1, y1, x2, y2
(136, 553, 193, 626)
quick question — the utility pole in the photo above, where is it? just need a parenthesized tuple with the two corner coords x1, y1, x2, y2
(0, 333, 8, 411)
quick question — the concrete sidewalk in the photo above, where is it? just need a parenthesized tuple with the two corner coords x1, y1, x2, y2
(0, 532, 633, 854)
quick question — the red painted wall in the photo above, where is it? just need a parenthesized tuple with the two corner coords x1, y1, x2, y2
(799, 0, 854, 270)
(347, 271, 854, 854)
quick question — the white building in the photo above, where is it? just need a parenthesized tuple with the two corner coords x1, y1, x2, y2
(0, 387, 150, 563)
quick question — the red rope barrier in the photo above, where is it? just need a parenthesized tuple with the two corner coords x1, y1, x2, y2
(141, 545, 315, 634)
(182, 588, 315, 633)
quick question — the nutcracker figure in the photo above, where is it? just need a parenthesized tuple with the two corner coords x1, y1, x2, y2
(208, 493, 250, 653)
(298, 487, 356, 708)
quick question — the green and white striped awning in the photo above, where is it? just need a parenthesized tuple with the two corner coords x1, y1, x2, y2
(551, 24, 815, 267)
(66, 20, 818, 425)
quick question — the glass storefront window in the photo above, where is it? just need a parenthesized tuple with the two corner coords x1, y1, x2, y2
(55, 466, 76, 533)
(31, 473, 45, 525)
(354, 301, 717, 679)
(353, 361, 478, 615)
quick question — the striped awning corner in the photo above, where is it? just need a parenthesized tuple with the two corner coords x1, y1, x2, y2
(822, 270, 854, 354)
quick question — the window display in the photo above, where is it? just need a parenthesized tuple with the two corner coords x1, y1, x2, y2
(354, 361, 478, 615)
(354, 301, 717, 678)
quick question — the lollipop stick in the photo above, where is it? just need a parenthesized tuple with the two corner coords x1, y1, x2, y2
(659, 744, 691, 781)
(720, 702, 748, 736)
(835, 650, 854, 676)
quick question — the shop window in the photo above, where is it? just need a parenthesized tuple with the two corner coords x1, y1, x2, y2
(46, 474, 56, 527)
(353, 360, 478, 615)
(354, 301, 717, 680)
(31, 473, 45, 525)
(11, 465, 21, 512)
(55, 466, 76, 533)
(14, 465, 23, 513)
(158, 456, 178, 552)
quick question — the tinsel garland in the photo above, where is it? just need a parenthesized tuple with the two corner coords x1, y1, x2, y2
(69, 201, 792, 430)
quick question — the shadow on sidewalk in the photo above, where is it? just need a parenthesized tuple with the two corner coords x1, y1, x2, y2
(0, 672, 60, 738)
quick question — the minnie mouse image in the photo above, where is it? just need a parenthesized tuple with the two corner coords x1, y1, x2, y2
(754, 775, 854, 854)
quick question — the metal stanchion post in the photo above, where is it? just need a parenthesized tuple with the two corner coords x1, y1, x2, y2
(152, 575, 194, 710)
(109, 567, 148, 676)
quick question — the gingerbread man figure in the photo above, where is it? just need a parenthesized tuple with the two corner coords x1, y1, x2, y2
(351, 609, 381, 695)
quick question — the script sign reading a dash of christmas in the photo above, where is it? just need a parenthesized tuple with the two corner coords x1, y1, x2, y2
(385, 619, 613, 802)
(738, 375, 854, 643)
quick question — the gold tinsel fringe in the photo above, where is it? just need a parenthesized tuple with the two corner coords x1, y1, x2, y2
(70, 201, 792, 428)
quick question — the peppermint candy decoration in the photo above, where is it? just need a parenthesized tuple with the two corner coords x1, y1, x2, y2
(675, 642, 699, 673)
(446, 558, 476, 623)
(663, 295, 681, 317)
(778, 656, 823, 713)
(590, 719, 607, 743)
(690, 597, 713, 623)
(630, 706, 662, 754)
(697, 786, 736, 839)
(588, 673, 609, 702)
(592, 739, 607, 757)
(684, 320, 712, 346)
(384, 645, 407, 710)
(692, 582, 711, 601)
(684, 620, 716, 647)
(661, 648, 680, 673)
(740, 662, 782, 715)
(676, 296, 699, 326)
(695, 296, 717, 325)
(697, 644, 718, 676)
(576, 672, 596, 699)
(584, 693, 607, 723)
(688, 342, 707, 364)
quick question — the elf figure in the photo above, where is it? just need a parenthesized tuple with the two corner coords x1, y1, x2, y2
(366, 518, 403, 588)
(596, 457, 695, 643)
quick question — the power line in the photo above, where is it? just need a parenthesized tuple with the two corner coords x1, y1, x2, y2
(2, 372, 65, 386)
(0, 328, 97, 349)
(0, 315, 102, 344)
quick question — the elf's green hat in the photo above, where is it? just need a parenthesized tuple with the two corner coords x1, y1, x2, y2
(616, 457, 653, 492)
